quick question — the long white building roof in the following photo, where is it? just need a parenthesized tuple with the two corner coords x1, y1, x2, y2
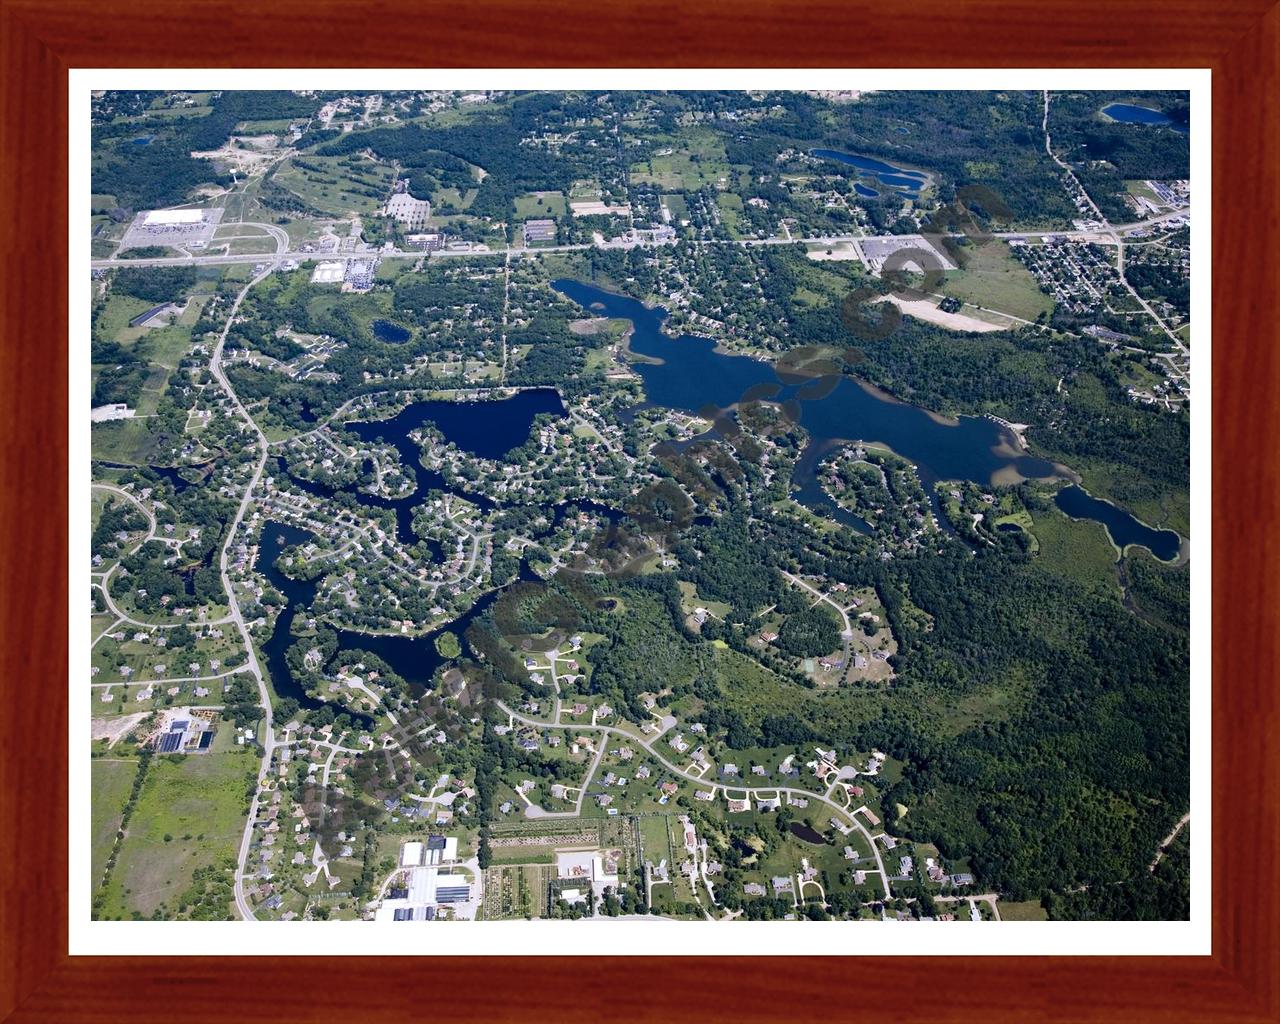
(142, 208, 205, 225)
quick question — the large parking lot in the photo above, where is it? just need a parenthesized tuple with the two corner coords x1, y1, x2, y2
(120, 207, 224, 251)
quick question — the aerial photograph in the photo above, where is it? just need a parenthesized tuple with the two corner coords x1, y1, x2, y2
(88, 87, 1192, 925)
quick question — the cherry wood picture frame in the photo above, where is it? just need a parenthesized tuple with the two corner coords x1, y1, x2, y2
(2, 1, 1277, 1020)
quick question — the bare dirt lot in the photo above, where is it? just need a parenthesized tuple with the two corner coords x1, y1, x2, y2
(91, 712, 147, 748)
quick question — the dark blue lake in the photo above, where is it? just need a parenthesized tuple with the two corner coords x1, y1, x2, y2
(277, 388, 563, 547)
(552, 279, 1184, 559)
(553, 279, 1054, 490)
(371, 318, 412, 343)
(345, 388, 565, 462)
(811, 149, 929, 194)
(255, 522, 374, 725)
(854, 183, 880, 198)
(1054, 485, 1181, 561)
(1102, 103, 1189, 135)
(131, 135, 154, 146)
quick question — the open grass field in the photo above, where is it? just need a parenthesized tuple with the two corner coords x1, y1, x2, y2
(514, 191, 567, 218)
(676, 581, 731, 619)
(940, 239, 1055, 322)
(97, 293, 154, 342)
(487, 844, 555, 866)
(91, 757, 139, 883)
(631, 132, 738, 190)
(716, 193, 746, 239)
(114, 105, 213, 124)
(214, 223, 271, 240)
(998, 898, 1050, 921)
(96, 748, 257, 919)
(234, 118, 294, 134)
(713, 647, 815, 729)
(273, 154, 393, 217)
(91, 418, 167, 465)
(222, 235, 282, 256)
(433, 186, 479, 212)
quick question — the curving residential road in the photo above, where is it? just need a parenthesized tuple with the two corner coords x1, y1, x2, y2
(92, 482, 234, 630)
(498, 700, 891, 900)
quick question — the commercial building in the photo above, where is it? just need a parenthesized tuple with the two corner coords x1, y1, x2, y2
(343, 259, 377, 292)
(120, 206, 223, 252)
(142, 208, 204, 226)
(405, 232, 445, 250)
(554, 847, 620, 910)
(523, 219, 557, 245)
(310, 261, 345, 285)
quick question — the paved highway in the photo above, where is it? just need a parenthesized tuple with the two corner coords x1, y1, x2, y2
(89, 210, 1188, 272)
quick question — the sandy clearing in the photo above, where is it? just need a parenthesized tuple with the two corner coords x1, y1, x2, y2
(878, 295, 1006, 333)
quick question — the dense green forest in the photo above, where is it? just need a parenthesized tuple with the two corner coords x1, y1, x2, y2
(450, 461, 1187, 908)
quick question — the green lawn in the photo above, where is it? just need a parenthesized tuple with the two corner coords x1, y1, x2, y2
(514, 192, 567, 218)
(91, 757, 139, 883)
(638, 814, 675, 865)
(716, 193, 746, 239)
(999, 898, 1050, 921)
(940, 240, 1055, 322)
(96, 748, 257, 919)
(1124, 180, 1161, 203)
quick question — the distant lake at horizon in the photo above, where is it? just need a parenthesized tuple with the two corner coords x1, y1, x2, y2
(1101, 103, 1189, 135)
